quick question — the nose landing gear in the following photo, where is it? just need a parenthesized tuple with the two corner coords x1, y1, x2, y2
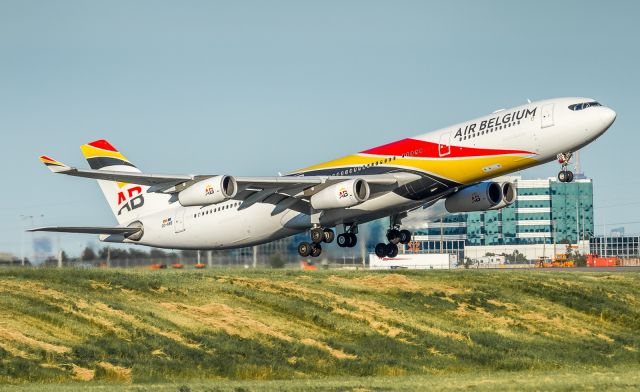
(557, 152, 574, 183)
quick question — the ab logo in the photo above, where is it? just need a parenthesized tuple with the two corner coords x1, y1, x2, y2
(117, 186, 144, 215)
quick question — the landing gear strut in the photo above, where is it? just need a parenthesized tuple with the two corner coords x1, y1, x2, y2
(298, 226, 336, 257)
(557, 152, 574, 183)
(375, 215, 412, 258)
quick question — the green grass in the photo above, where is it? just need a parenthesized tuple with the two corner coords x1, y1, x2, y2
(4, 367, 640, 391)
(0, 268, 639, 389)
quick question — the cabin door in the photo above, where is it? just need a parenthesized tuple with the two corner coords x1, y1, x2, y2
(174, 208, 186, 233)
(438, 132, 451, 157)
(541, 104, 554, 128)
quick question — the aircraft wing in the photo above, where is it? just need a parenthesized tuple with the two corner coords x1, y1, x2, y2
(39, 156, 401, 193)
(28, 226, 141, 235)
(40, 156, 193, 186)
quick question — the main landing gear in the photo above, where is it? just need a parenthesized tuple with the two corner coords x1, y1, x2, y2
(297, 226, 335, 258)
(336, 224, 358, 249)
(557, 152, 574, 183)
(375, 227, 412, 258)
(297, 224, 359, 258)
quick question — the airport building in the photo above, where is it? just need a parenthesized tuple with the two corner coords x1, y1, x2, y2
(410, 175, 594, 260)
(589, 235, 640, 258)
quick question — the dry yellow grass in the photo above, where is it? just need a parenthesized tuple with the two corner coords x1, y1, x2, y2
(71, 365, 95, 381)
(0, 324, 70, 354)
(300, 338, 357, 359)
(97, 361, 132, 383)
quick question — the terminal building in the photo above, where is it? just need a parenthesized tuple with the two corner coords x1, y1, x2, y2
(410, 175, 594, 261)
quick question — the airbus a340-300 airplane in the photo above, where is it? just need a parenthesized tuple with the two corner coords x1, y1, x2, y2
(32, 98, 615, 258)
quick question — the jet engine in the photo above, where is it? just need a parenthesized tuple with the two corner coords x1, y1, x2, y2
(310, 179, 370, 209)
(444, 181, 502, 213)
(178, 175, 238, 206)
(488, 181, 517, 210)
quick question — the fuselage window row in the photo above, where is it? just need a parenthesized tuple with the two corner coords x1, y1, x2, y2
(462, 120, 521, 140)
(193, 202, 241, 218)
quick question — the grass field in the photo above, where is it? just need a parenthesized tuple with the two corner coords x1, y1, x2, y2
(0, 268, 639, 390)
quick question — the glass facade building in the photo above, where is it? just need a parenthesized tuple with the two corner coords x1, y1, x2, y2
(413, 176, 594, 248)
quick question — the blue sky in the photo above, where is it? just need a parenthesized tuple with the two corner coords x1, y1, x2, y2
(1, 0, 639, 257)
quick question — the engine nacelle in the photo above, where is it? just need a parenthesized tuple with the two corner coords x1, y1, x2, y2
(444, 181, 502, 213)
(310, 179, 370, 210)
(178, 175, 238, 206)
(488, 181, 517, 210)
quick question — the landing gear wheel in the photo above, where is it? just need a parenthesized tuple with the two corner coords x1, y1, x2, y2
(399, 230, 412, 245)
(566, 170, 574, 183)
(558, 170, 574, 183)
(298, 242, 311, 257)
(323, 228, 335, 243)
(347, 233, 357, 248)
(375, 243, 387, 258)
(337, 234, 349, 247)
(310, 228, 324, 244)
(387, 229, 401, 245)
(385, 243, 399, 258)
(310, 243, 322, 258)
(558, 171, 567, 182)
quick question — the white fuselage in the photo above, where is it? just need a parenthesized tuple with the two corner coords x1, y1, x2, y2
(107, 97, 615, 250)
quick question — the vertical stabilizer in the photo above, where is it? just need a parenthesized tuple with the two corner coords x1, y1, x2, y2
(80, 140, 169, 224)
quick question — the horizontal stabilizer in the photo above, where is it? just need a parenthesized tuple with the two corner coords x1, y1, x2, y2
(39, 156, 71, 173)
(27, 226, 141, 235)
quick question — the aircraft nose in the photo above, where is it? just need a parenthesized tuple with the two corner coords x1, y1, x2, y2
(602, 107, 617, 128)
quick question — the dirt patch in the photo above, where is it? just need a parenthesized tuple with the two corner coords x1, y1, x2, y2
(97, 361, 132, 383)
(300, 338, 357, 360)
(72, 364, 95, 381)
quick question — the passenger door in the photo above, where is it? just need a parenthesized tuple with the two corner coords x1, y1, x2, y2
(438, 132, 451, 157)
(541, 104, 554, 128)
(174, 208, 186, 233)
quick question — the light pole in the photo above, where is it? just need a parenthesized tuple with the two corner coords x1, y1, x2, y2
(20, 214, 44, 266)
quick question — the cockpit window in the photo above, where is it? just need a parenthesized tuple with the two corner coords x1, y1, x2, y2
(568, 101, 602, 111)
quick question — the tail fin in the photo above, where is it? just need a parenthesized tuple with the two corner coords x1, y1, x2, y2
(80, 140, 169, 224)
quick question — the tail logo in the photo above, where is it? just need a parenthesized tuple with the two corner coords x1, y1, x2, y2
(117, 186, 145, 216)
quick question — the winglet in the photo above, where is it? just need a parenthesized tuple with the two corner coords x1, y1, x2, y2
(39, 155, 71, 173)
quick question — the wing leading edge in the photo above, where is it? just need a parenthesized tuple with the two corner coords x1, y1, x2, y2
(38, 155, 400, 193)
